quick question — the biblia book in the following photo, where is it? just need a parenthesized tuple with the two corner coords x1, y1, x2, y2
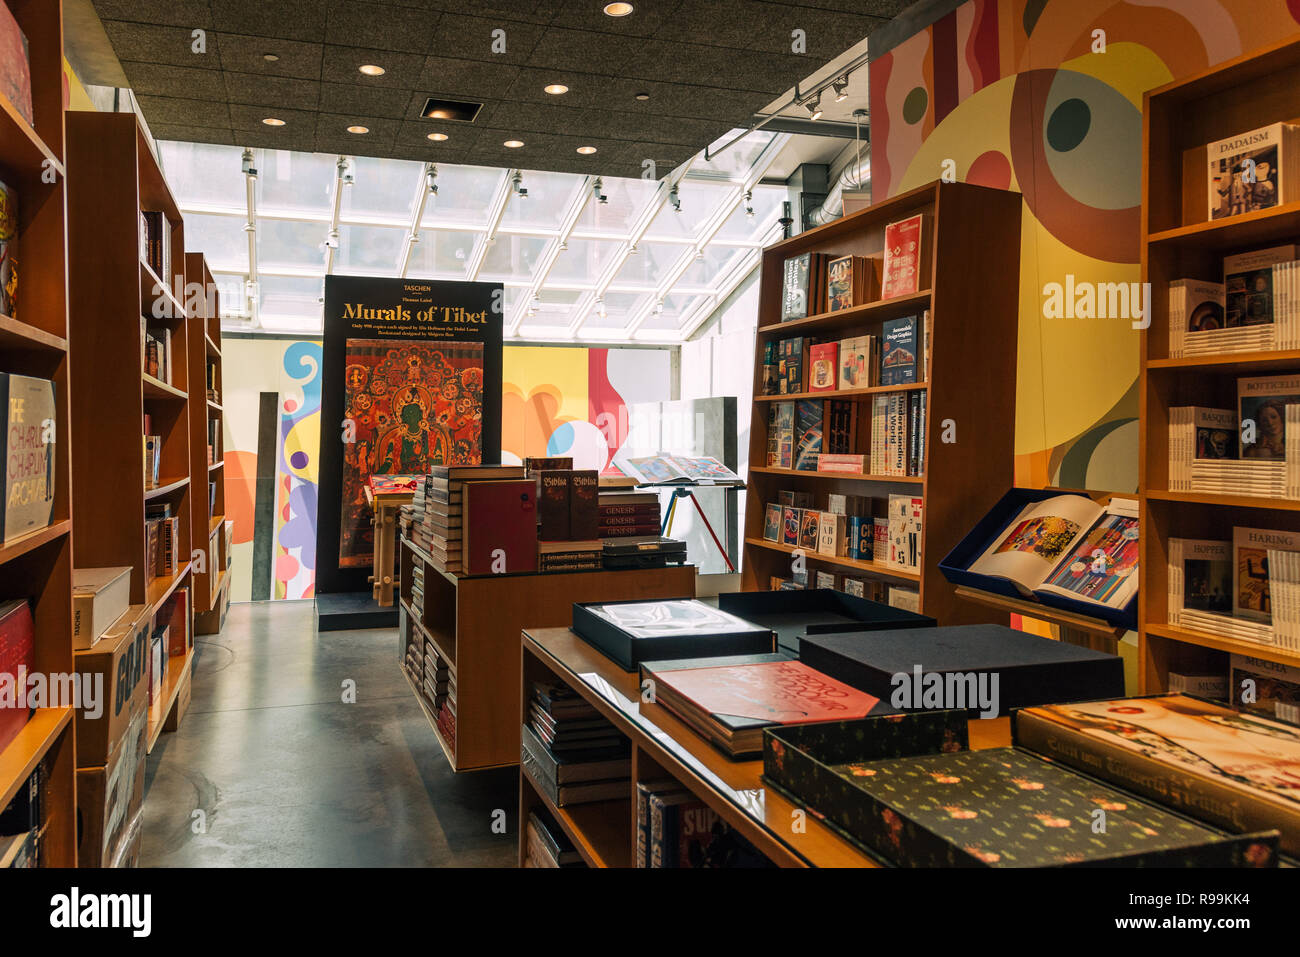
(1206, 122, 1300, 220)
(968, 495, 1139, 611)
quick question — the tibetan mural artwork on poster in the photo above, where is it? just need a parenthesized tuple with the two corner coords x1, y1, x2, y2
(338, 339, 484, 567)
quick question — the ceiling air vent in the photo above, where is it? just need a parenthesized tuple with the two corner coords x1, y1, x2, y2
(421, 97, 483, 122)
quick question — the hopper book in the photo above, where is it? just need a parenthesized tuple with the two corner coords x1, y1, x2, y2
(968, 494, 1139, 611)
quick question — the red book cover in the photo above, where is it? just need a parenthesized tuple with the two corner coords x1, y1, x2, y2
(463, 479, 538, 575)
(569, 470, 599, 540)
(808, 342, 838, 393)
(0, 2, 33, 127)
(537, 471, 569, 541)
(0, 599, 34, 753)
(882, 214, 924, 299)
(657, 660, 879, 725)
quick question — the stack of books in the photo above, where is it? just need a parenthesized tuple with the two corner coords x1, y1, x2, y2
(416, 465, 528, 574)
(1168, 245, 1300, 358)
(1230, 653, 1300, 723)
(598, 490, 661, 539)
(761, 489, 890, 568)
(634, 780, 770, 868)
(520, 681, 630, 807)
(524, 810, 585, 868)
(530, 462, 600, 572)
(423, 640, 453, 714)
(409, 560, 424, 621)
(538, 540, 603, 573)
(436, 698, 456, 752)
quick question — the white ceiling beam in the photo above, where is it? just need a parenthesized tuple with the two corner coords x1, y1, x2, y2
(324, 155, 349, 276)
(399, 163, 436, 278)
(466, 169, 514, 281)
(508, 176, 594, 336)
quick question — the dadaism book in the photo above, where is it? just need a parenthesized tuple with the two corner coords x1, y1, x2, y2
(1207, 122, 1300, 221)
(0, 373, 55, 543)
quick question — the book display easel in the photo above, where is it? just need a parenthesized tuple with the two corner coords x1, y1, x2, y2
(0, 0, 76, 867)
(399, 535, 696, 771)
(1139, 35, 1300, 694)
(742, 181, 1023, 624)
(186, 252, 229, 636)
(66, 111, 196, 752)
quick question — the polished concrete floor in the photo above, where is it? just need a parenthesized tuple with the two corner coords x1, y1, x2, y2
(142, 600, 518, 867)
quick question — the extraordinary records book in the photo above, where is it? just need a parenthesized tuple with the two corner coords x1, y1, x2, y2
(967, 495, 1139, 611)
(1207, 122, 1300, 220)
(571, 598, 774, 670)
(1015, 694, 1300, 856)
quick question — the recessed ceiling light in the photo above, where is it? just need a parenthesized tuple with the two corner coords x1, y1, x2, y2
(504, 139, 524, 148)
(426, 132, 448, 142)
(347, 125, 369, 134)
(359, 64, 386, 76)
(262, 117, 285, 126)
(604, 2, 634, 16)
(263, 53, 279, 62)
(634, 92, 650, 101)
(576, 146, 597, 155)
(544, 83, 569, 95)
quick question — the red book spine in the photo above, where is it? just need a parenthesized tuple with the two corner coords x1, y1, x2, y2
(569, 470, 599, 541)
(0, 600, 34, 752)
(537, 471, 569, 541)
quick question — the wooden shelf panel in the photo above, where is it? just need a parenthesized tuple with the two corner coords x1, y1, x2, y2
(520, 767, 632, 868)
(0, 314, 67, 353)
(1147, 350, 1300, 373)
(1144, 489, 1300, 511)
(757, 289, 931, 338)
(147, 649, 194, 753)
(400, 596, 457, 668)
(744, 537, 921, 581)
(205, 334, 220, 357)
(755, 381, 927, 402)
(209, 515, 224, 535)
(145, 477, 190, 500)
(1147, 200, 1300, 251)
(209, 461, 224, 472)
(207, 401, 223, 414)
(0, 707, 72, 811)
(954, 586, 1128, 639)
(142, 373, 186, 401)
(1144, 623, 1300, 667)
(140, 260, 185, 322)
(0, 521, 70, 568)
(145, 562, 192, 616)
(402, 666, 456, 768)
(0, 92, 63, 179)
(749, 466, 923, 484)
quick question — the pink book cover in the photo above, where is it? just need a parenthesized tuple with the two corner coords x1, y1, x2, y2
(0, 2, 33, 127)
(657, 659, 879, 725)
(0, 599, 34, 753)
(881, 214, 923, 300)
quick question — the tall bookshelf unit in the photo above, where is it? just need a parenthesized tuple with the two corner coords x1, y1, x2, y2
(1139, 35, 1300, 690)
(0, 0, 77, 866)
(66, 111, 195, 751)
(186, 252, 229, 635)
(741, 181, 1022, 626)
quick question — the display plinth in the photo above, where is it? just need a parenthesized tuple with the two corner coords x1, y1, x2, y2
(316, 591, 399, 631)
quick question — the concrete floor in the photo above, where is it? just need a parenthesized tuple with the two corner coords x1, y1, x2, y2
(142, 600, 518, 867)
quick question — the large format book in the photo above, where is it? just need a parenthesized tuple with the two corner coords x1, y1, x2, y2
(1224, 245, 1298, 330)
(0, 177, 16, 318)
(72, 567, 132, 650)
(570, 470, 599, 540)
(886, 493, 922, 573)
(793, 399, 822, 471)
(1207, 122, 1300, 220)
(836, 334, 875, 390)
(0, 373, 55, 543)
(1167, 406, 1236, 491)
(572, 599, 774, 671)
(1230, 654, 1300, 723)
(967, 494, 1140, 611)
(0, 599, 34, 754)
(881, 214, 925, 299)
(879, 315, 918, 385)
(799, 624, 1123, 716)
(460, 479, 537, 576)
(1238, 373, 1300, 460)
(1167, 279, 1226, 358)
(807, 341, 837, 392)
(614, 454, 741, 485)
(780, 253, 812, 321)
(526, 810, 584, 868)
(1015, 694, 1300, 856)
(521, 723, 628, 807)
(537, 470, 570, 541)
(827, 254, 876, 312)
(427, 464, 526, 482)
(1232, 525, 1300, 624)
(640, 654, 880, 759)
(1167, 537, 1232, 627)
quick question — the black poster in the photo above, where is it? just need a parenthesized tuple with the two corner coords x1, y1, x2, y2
(316, 275, 502, 595)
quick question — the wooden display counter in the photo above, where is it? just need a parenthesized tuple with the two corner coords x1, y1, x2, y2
(520, 626, 1012, 868)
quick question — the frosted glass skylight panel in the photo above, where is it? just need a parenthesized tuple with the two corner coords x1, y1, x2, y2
(211, 272, 247, 318)
(676, 245, 742, 289)
(571, 178, 658, 236)
(257, 150, 337, 217)
(420, 165, 503, 228)
(608, 241, 690, 290)
(521, 288, 584, 328)
(341, 156, 422, 223)
(691, 129, 777, 180)
(547, 238, 621, 284)
(644, 180, 736, 240)
(499, 170, 585, 232)
(259, 275, 324, 321)
(478, 234, 548, 282)
(258, 218, 330, 270)
(713, 185, 783, 242)
(157, 142, 248, 210)
(638, 293, 700, 331)
(584, 291, 647, 331)
(334, 224, 406, 273)
(406, 229, 476, 280)
(182, 212, 249, 272)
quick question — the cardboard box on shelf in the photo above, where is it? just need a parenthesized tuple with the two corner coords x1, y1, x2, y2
(73, 605, 150, 767)
(75, 705, 146, 868)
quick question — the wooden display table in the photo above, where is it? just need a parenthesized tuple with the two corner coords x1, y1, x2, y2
(400, 538, 695, 771)
(366, 485, 415, 607)
(520, 626, 1012, 868)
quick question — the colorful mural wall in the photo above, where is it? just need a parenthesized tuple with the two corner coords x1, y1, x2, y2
(222, 337, 670, 601)
(869, 0, 1300, 491)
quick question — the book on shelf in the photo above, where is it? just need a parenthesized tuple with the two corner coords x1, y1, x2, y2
(0, 3, 33, 128)
(1230, 654, 1300, 724)
(760, 340, 777, 395)
(1167, 407, 1237, 491)
(0, 373, 55, 543)
(837, 334, 876, 390)
(72, 567, 131, 651)
(1239, 374, 1300, 461)
(1167, 279, 1227, 358)
(0, 177, 16, 319)
(881, 214, 925, 299)
(1015, 694, 1300, 856)
(967, 494, 1140, 611)
(888, 586, 920, 612)
(781, 505, 799, 546)
(141, 211, 172, 292)
(0, 599, 34, 754)
(1225, 245, 1298, 334)
(780, 252, 829, 321)
(778, 336, 805, 393)
(797, 508, 819, 551)
(808, 341, 838, 392)
(526, 810, 585, 868)
(880, 315, 919, 385)
(614, 453, 741, 485)
(1167, 537, 1232, 627)
(636, 781, 771, 868)
(762, 503, 781, 542)
(639, 654, 881, 759)
(460, 479, 537, 576)
(1167, 671, 1229, 699)
(814, 570, 837, 589)
(793, 399, 823, 471)
(524, 456, 573, 474)
(827, 254, 877, 312)
(765, 401, 794, 469)
(886, 493, 922, 573)
(1206, 122, 1300, 221)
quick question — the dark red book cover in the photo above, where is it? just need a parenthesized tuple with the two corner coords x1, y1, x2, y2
(600, 524, 663, 537)
(464, 479, 538, 575)
(570, 470, 599, 541)
(0, 2, 32, 127)
(599, 503, 661, 517)
(0, 599, 35, 753)
(657, 660, 879, 726)
(537, 471, 570, 541)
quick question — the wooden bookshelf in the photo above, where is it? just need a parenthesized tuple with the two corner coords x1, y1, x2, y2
(741, 180, 1023, 625)
(187, 253, 228, 635)
(519, 626, 1013, 868)
(0, 0, 76, 866)
(1139, 33, 1300, 692)
(66, 110, 198, 755)
(399, 535, 696, 771)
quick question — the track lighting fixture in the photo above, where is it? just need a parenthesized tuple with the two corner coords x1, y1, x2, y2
(669, 183, 680, 212)
(832, 76, 849, 102)
(512, 170, 527, 198)
(594, 177, 608, 204)
(744, 190, 754, 219)
(805, 94, 823, 121)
